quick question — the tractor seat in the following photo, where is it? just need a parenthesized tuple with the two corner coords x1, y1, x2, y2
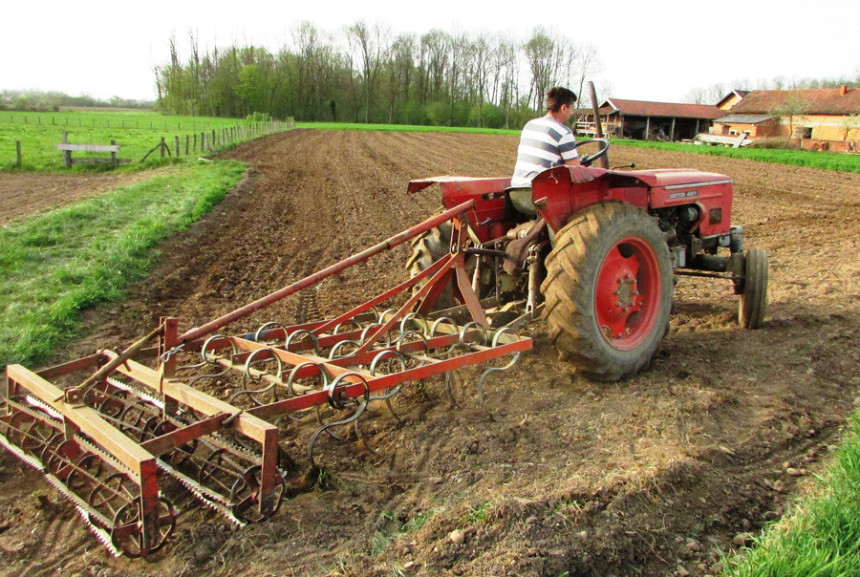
(505, 186, 537, 216)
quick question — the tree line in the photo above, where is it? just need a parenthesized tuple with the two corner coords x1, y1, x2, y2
(154, 23, 602, 129)
(0, 90, 153, 112)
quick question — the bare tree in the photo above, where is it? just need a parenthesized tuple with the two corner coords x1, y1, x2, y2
(523, 28, 566, 110)
(346, 21, 390, 123)
(421, 30, 451, 103)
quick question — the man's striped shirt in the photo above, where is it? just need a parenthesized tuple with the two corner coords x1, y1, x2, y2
(511, 116, 578, 187)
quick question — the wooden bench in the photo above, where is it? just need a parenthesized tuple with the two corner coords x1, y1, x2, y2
(57, 133, 128, 167)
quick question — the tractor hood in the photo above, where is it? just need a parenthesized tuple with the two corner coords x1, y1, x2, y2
(609, 168, 733, 190)
(530, 166, 732, 191)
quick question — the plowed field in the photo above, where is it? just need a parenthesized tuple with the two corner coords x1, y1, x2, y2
(1, 130, 860, 577)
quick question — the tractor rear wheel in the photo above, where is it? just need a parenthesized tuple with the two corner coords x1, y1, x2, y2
(739, 248, 768, 329)
(542, 201, 673, 381)
(405, 222, 455, 309)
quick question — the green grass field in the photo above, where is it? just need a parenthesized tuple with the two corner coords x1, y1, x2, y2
(0, 160, 245, 366)
(0, 110, 291, 171)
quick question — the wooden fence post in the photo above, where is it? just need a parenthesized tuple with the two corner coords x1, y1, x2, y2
(175, 136, 180, 157)
(185, 135, 190, 156)
(110, 140, 118, 167)
(160, 137, 166, 158)
(211, 130, 216, 149)
(61, 132, 72, 168)
(16, 141, 22, 167)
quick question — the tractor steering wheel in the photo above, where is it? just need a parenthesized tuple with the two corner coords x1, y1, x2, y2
(573, 138, 610, 167)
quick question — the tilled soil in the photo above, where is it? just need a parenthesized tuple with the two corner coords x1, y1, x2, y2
(1, 130, 859, 577)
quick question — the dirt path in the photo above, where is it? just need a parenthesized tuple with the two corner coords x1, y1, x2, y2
(1, 131, 859, 577)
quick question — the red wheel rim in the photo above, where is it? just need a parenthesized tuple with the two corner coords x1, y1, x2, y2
(595, 236, 663, 350)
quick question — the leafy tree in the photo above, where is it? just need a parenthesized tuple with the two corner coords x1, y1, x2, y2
(769, 94, 812, 141)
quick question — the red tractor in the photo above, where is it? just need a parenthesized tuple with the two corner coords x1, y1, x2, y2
(406, 138, 768, 381)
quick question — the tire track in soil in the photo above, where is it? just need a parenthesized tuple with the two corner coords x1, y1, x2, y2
(1, 132, 859, 577)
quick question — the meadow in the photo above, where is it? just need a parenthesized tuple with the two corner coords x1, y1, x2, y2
(1, 109, 291, 170)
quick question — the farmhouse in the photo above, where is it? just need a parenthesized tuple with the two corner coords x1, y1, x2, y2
(713, 86, 860, 151)
(577, 98, 725, 142)
(716, 90, 750, 111)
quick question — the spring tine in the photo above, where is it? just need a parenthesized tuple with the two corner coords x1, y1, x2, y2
(459, 321, 489, 346)
(353, 419, 383, 458)
(368, 349, 406, 421)
(308, 373, 370, 468)
(285, 329, 321, 356)
(444, 371, 464, 409)
(328, 339, 361, 360)
(477, 328, 524, 419)
(398, 312, 420, 336)
(333, 318, 363, 335)
(253, 321, 287, 344)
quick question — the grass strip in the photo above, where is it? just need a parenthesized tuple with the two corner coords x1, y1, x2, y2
(613, 139, 860, 174)
(723, 413, 860, 576)
(0, 160, 245, 367)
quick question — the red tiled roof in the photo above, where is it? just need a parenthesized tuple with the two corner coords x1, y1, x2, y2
(730, 88, 860, 115)
(602, 98, 724, 120)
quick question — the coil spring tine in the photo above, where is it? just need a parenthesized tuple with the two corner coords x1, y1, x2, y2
(368, 349, 406, 417)
(444, 371, 463, 408)
(395, 330, 430, 357)
(429, 317, 461, 356)
(253, 321, 287, 344)
(231, 347, 283, 407)
(398, 312, 420, 337)
(308, 373, 370, 468)
(377, 308, 397, 325)
(286, 361, 329, 397)
(287, 362, 330, 424)
(333, 318, 363, 335)
(477, 328, 523, 419)
(174, 334, 228, 372)
(359, 323, 392, 348)
(180, 334, 236, 386)
(459, 322, 489, 347)
(285, 329, 321, 356)
(328, 339, 360, 360)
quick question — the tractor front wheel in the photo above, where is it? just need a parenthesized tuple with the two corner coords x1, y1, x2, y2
(541, 201, 673, 381)
(739, 248, 768, 329)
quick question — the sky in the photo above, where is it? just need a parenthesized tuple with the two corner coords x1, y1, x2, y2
(3, 0, 858, 105)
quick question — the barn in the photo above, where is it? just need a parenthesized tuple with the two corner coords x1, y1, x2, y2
(577, 99, 725, 142)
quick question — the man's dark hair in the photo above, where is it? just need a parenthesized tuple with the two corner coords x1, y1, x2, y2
(545, 87, 577, 112)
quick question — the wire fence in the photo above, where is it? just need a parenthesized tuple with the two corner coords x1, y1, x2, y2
(3, 119, 295, 169)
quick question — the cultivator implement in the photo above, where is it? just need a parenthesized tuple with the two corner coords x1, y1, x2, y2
(1, 200, 532, 557)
